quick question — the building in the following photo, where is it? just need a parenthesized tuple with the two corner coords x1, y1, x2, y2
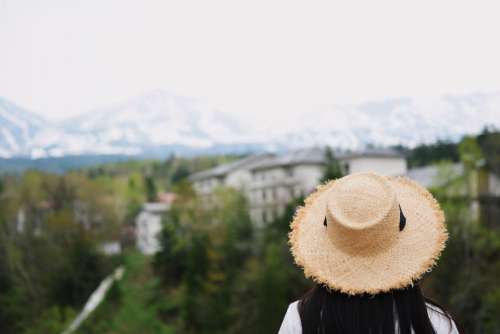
(190, 154, 273, 206)
(189, 147, 407, 225)
(339, 148, 407, 176)
(135, 202, 170, 255)
(246, 148, 326, 224)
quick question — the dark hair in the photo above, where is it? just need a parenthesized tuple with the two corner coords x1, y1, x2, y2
(298, 283, 457, 334)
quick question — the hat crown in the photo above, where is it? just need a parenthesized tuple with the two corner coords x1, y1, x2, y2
(325, 173, 400, 255)
(326, 173, 397, 230)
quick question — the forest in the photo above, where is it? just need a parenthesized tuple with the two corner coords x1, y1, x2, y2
(0, 130, 499, 334)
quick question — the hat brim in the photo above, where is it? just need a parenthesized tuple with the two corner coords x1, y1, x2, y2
(289, 176, 448, 295)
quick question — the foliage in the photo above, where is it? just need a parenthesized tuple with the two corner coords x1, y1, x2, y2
(76, 252, 174, 334)
(153, 188, 309, 333)
(406, 140, 460, 167)
(83, 154, 241, 190)
(423, 135, 500, 334)
(153, 187, 251, 333)
(424, 201, 500, 333)
(477, 128, 500, 175)
(144, 175, 158, 202)
(321, 146, 343, 182)
(21, 307, 76, 334)
(0, 171, 118, 334)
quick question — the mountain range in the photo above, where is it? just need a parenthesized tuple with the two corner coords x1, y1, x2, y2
(1, 90, 500, 162)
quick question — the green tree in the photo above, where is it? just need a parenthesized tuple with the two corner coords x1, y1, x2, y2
(407, 140, 460, 167)
(144, 175, 157, 202)
(0, 171, 116, 333)
(424, 135, 500, 334)
(154, 187, 254, 334)
(321, 146, 342, 182)
(477, 129, 500, 174)
(234, 197, 310, 334)
(171, 163, 190, 184)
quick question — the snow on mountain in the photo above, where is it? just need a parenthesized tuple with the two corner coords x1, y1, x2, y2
(270, 93, 500, 150)
(0, 91, 499, 159)
(0, 98, 48, 158)
(56, 90, 253, 155)
(0, 91, 257, 158)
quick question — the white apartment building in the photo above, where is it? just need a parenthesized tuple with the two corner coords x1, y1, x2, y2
(246, 148, 326, 225)
(190, 154, 273, 205)
(135, 202, 170, 255)
(339, 149, 408, 176)
(190, 147, 407, 225)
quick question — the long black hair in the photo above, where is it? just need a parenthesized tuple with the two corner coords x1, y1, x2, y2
(298, 283, 457, 334)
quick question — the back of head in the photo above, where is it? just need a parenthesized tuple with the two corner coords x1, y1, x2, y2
(299, 283, 447, 334)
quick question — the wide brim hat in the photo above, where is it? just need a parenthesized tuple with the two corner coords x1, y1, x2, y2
(289, 172, 448, 295)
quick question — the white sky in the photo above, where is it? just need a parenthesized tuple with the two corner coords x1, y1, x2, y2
(1, 0, 500, 121)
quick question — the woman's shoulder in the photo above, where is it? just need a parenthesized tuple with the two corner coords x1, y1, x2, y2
(278, 301, 302, 334)
(289, 300, 300, 310)
(426, 303, 459, 334)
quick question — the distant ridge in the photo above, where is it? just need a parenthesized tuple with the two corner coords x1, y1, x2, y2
(0, 91, 499, 161)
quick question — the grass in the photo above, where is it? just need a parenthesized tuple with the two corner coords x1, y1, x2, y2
(75, 251, 174, 334)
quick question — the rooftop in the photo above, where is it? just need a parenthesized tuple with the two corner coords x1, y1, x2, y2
(189, 147, 406, 180)
(249, 147, 325, 171)
(338, 148, 404, 160)
(189, 153, 273, 181)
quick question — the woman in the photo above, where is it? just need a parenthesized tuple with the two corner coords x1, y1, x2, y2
(279, 172, 460, 334)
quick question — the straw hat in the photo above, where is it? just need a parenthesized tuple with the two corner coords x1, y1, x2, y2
(289, 172, 448, 295)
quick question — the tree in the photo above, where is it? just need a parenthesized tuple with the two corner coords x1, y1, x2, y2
(153, 187, 254, 333)
(423, 135, 500, 334)
(0, 171, 116, 333)
(477, 130, 500, 175)
(321, 146, 343, 182)
(407, 140, 460, 167)
(171, 163, 190, 184)
(144, 176, 157, 202)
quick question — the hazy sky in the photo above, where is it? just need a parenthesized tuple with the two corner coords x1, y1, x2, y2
(1, 0, 500, 121)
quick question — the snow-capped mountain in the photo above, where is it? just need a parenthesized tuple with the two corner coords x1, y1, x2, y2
(274, 94, 500, 150)
(60, 90, 252, 151)
(0, 98, 48, 157)
(0, 91, 260, 159)
(0, 91, 499, 159)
